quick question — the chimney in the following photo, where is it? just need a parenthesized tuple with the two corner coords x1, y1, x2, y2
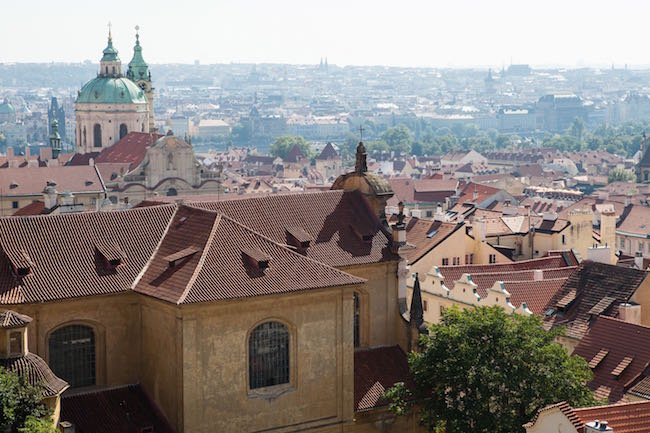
(473, 185, 478, 202)
(7, 147, 14, 158)
(473, 218, 486, 242)
(392, 201, 406, 253)
(43, 186, 58, 210)
(635, 251, 645, 270)
(585, 420, 613, 433)
(619, 303, 641, 325)
(24, 146, 30, 158)
(533, 269, 543, 281)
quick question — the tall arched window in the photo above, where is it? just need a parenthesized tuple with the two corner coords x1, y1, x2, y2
(354, 292, 360, 348)
(83, 126, 87, 146)
(49, 325, 95, 388)
(93, 124, 102, 148)
(166, 188, 178, 197)
(119, 123, 128, 139)
(249, 322, 289, 389)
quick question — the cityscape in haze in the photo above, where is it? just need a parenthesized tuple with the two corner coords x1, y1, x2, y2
(3, 2, 650, 433)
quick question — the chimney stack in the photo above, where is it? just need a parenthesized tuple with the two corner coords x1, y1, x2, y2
(533, 269, 543, 281)
(635, 251, 645, 270)
(585, 420, 613, 433)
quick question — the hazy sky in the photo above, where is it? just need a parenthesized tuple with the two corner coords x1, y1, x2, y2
(3, 0, 650, 67)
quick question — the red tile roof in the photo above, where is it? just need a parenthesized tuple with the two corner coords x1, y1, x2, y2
(0, 204, 177, 304)
(573, 316, 650, 403)
(60, 384, 175, 433)
(12, 201, 46, 216)
(399, 217, 464, 264)
(134, 206, 364, 304)
(0, 166, 104, 196)
(0, 309, 32, 328)
(573, 400, 650, 433)
(354, 345, 414, 411)
(544, 261, 648, 339)
(186, 190, 398, 267)
(617, 205, 650, 237)
(95, 132, 162, 171)
(0, 353, 68, 397)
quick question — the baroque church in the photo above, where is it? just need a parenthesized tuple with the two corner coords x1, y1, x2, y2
(75, 26, 154, 154)
(0, 142, 427, 432)
(68, 28, 222, 205)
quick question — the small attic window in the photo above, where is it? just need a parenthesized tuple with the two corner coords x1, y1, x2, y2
(286, 226, 312, 250)
(95, 242, 126, 269)
(9, 181, 18, 189)
(46, 179, 57, 187)
(85, 179, 94, 186)
(242, 247, 271, 271)
(4, 248, 34, 278)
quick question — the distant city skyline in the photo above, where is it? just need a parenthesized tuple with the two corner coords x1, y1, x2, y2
(4, 0, 650, 68)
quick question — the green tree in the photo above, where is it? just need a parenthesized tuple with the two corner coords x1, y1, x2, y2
(0, 368, 52, 433)
(386, 306, 595, 433)
(608, 168, 636, 183)
(380, 125, 413, 155)
(269, 135, 312, 159)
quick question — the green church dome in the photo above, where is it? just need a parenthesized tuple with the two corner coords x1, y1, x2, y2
(76, 76, 147, 104)
(0, 99, 16, 114)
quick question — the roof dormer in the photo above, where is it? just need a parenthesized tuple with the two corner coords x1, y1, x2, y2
(0, 310, 31, 358)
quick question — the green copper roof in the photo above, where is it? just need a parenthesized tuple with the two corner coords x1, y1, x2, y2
(76, 76, 147, 104)
(127, 30, 150, 82)
(49, 119, 61, 141)
(101, 34, 120, 62)
(0, 99, 15, 114)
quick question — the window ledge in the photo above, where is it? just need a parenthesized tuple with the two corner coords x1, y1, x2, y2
(248, 384, 294, 400)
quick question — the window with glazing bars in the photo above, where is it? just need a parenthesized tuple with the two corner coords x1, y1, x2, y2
(249, 322, 289, 389)
(48, 325, 95, 388)
(354, 292, 360, 348)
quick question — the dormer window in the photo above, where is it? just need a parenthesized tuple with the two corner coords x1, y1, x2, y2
(286, 227, 312, 251)
(350, 224, 375, 243)
(9, 181, 18, 189)
(242, 247, 271, 271)
(95, 242, 126, 270)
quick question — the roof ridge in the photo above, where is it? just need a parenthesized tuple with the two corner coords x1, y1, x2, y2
(177, 213, 222, 305)
(130, 204, 179, 292)
(216, 212, 366, 285)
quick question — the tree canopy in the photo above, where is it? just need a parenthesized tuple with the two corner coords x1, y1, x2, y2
(269, 135, 312, 159)
(0, 368, 54, 433)
(608, 167, 636, 183)
(385, 306, 595, 433)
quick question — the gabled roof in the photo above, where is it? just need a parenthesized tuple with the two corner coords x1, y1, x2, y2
(354, 346, 414, 411)
(95, 132, 162, 171)
(617, 205, 650, 237)
(60, 384, 175, 433)
(544, 261, 648, 339)
(187, 190, 398, 267)
(574, 316, 650, 403)
(133, 206, 364, 304)
(0, 204, 177, 304)
(0, 166, 105, 196)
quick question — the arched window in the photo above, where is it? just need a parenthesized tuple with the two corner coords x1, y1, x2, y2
(354, 292, 360, 348)
(119, 123, 128, 139)
(249, 322, 289, 389)
(112, 66, 116, 75)
(83, 126, 87, 146)
(166, 188, 178, 196)
(167, 153, 175, 170)
(49, 325, 95, 388)
(93, 124, 102, 148)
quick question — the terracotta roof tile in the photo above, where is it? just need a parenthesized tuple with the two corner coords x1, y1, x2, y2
(0, 166, 104, 196)
(186, 190, 398, 267)
(574, 317, 650, 403)
(544, 262, 648, 340)
(400, 217, 464, 264)
(134, 206, 365, 304)
(354, 346, 414, 411)
(95, 132, 162, 171)
(0, 204, 177, 304)
(0, 310, 32, 328)
(60, 384, 175, 433)
(0, 353, 68, 397)
(572, 400, 650, 433)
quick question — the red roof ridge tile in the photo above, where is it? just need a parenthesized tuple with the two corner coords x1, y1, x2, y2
(177, 213, 222, 305)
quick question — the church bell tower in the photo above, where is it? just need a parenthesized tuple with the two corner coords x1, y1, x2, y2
(127, 26, 155, 132)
